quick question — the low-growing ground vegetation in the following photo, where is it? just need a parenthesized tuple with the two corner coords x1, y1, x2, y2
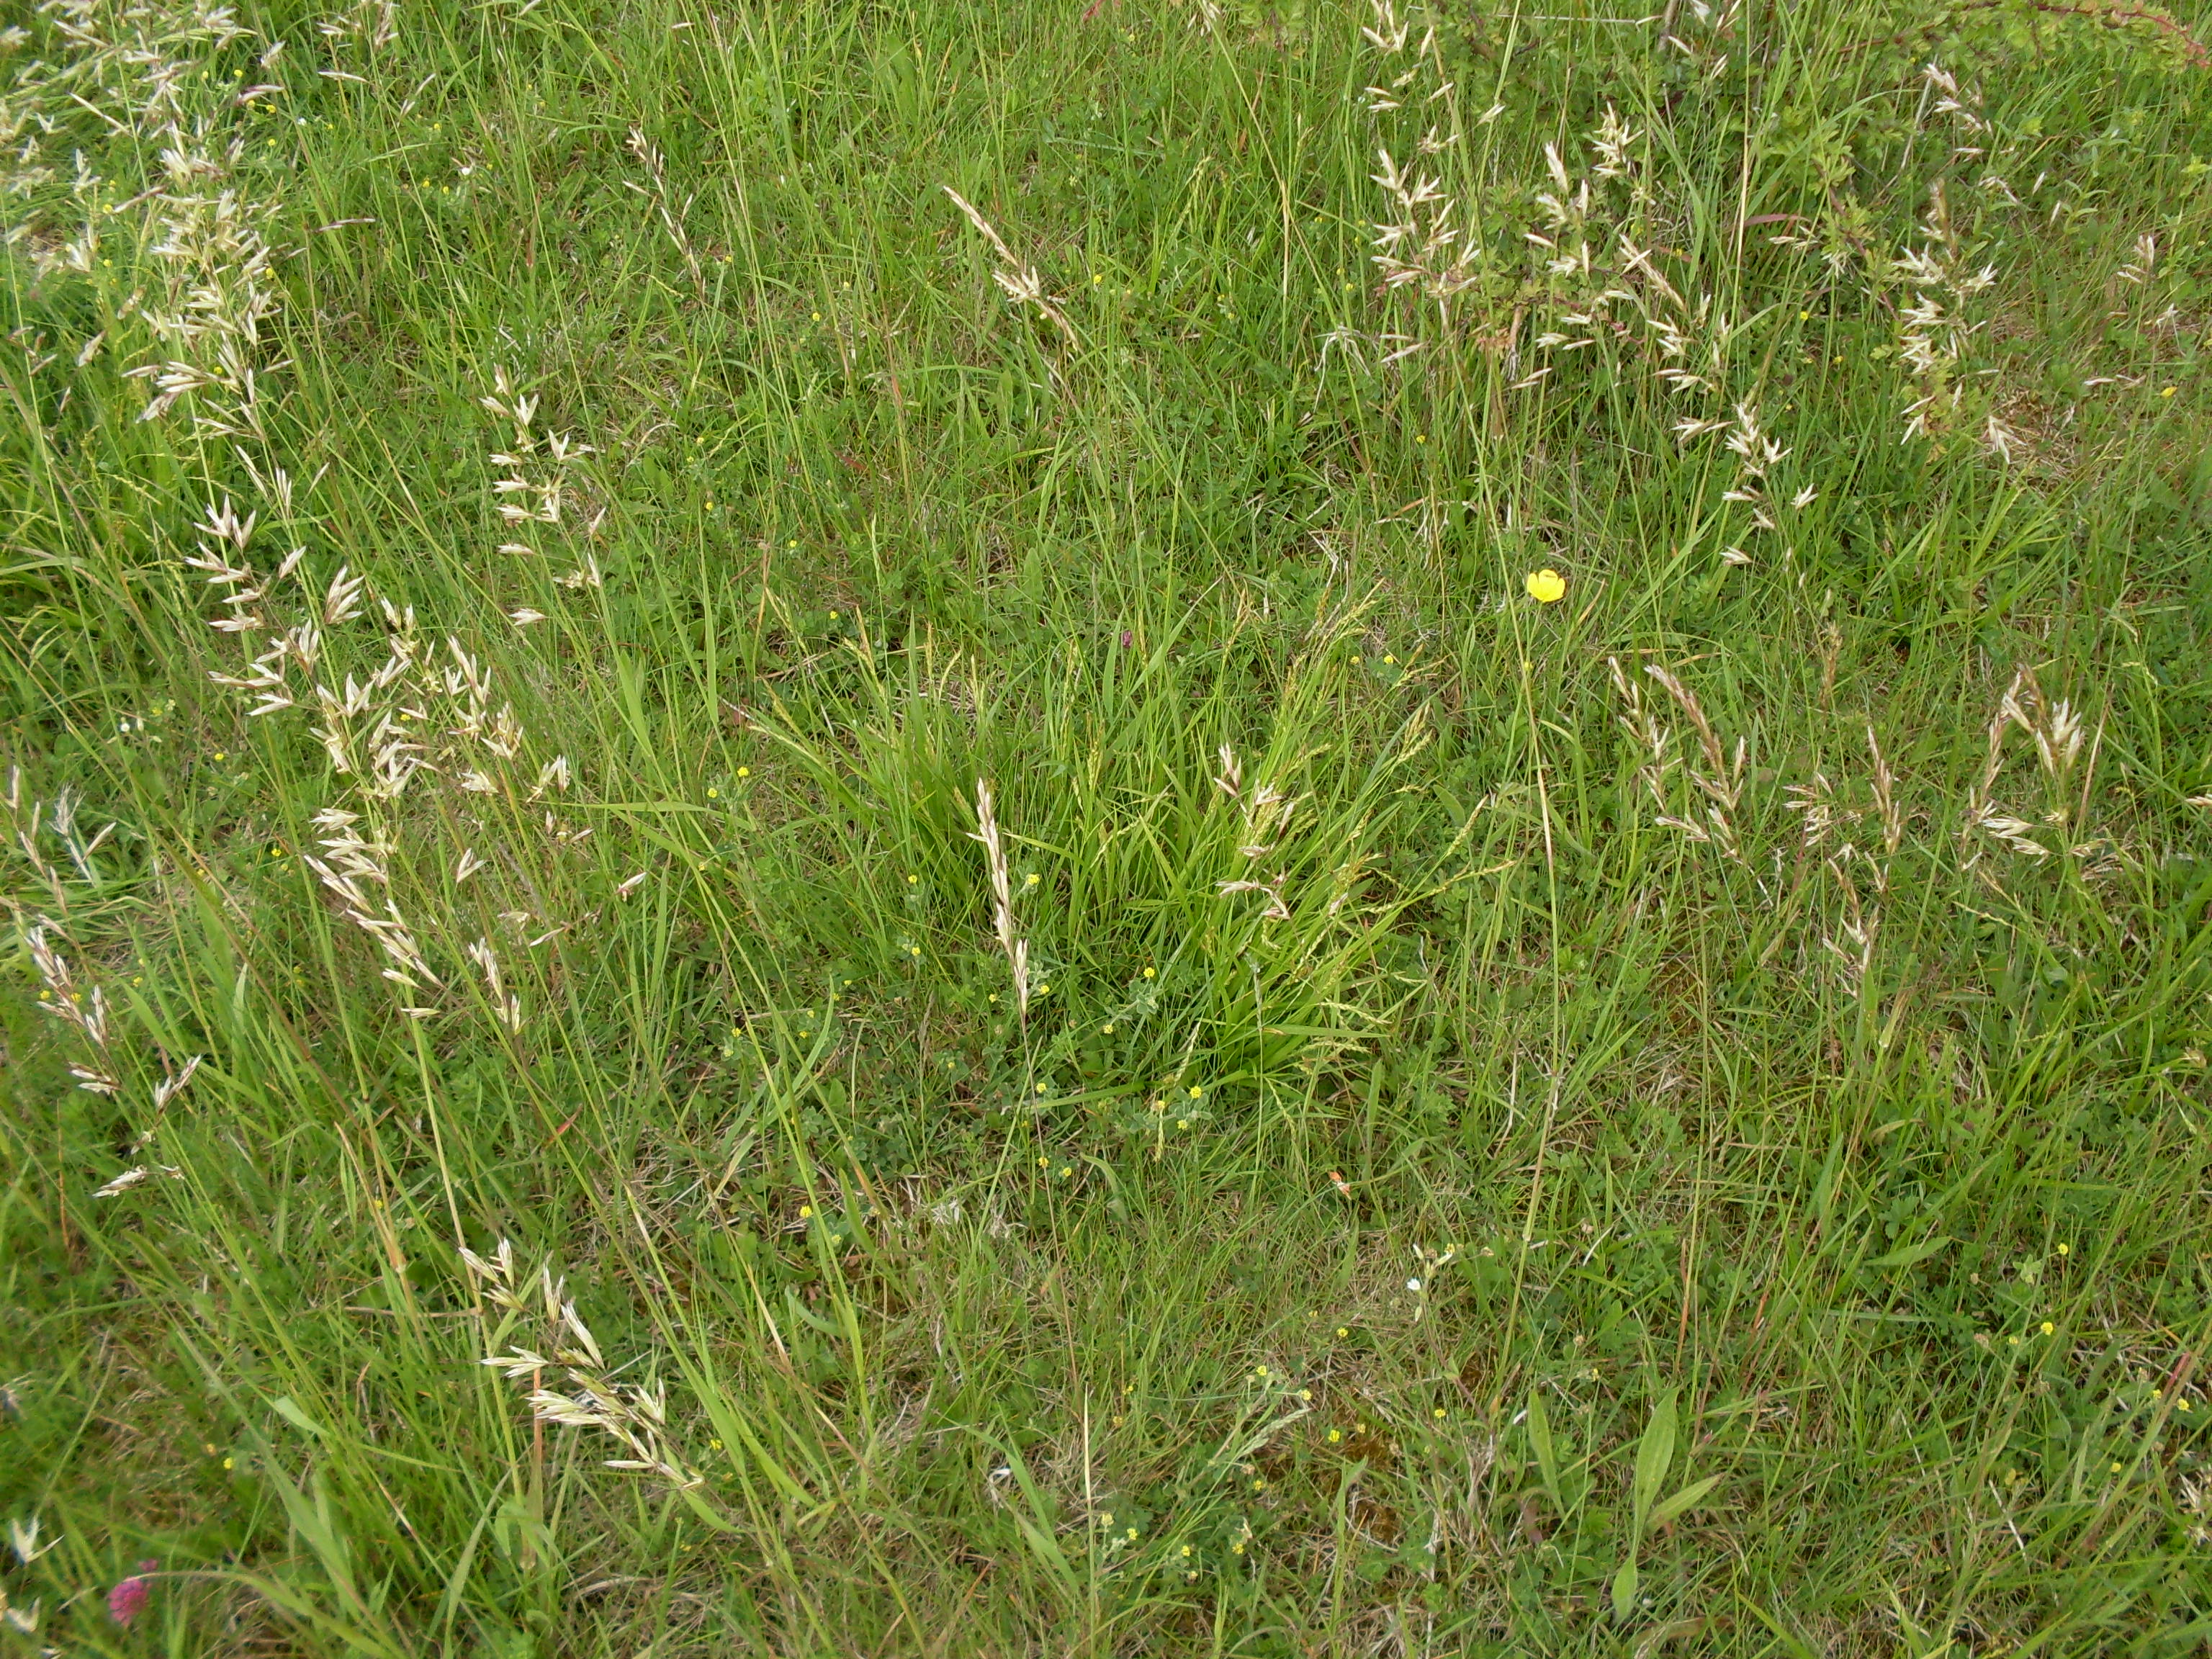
(4, 0, 2212, 1652)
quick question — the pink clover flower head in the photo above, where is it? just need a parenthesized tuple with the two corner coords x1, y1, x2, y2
(108, 1566, 156, 1625)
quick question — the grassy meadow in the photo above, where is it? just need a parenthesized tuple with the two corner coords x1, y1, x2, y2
(5, 0, 2212, 1651)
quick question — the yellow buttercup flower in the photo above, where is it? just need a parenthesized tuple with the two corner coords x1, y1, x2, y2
(1525, 569, 1566, 603)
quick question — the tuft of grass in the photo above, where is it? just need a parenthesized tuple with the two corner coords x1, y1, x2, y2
(4, 0, 2211, 1652)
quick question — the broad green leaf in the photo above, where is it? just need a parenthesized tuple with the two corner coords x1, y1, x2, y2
(1866, 1233, 1951, 1271)
(1527, 1393, 1560, 1504)
(1610, 1556, 1640, 1622)
(1648, 1473, 1725, 1530)
(269, 1395, 324, 1438)
(1811, 1129, 1845, 1236)
(1630, 1387, 1677, 1535)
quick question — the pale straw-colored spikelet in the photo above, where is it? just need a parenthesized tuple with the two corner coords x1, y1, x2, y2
(1610, 660, 1745, 860)
(1216, 873, 1292, 922)
(26, 923, 111, 1051)
(150, 1054, 203, 1112)
(1368, 146, 1475, 300)
(1822, 862, 1878, 989)
(462, 1241, 700, 1490)
(2116, 233, 2158, 287)
(466, 938, 523, 1033)
(942, 187, 1078, 347)
(970, 779, 1030, 1021)
(626, 127, 706, 301)
(94, 1166, 180, 1199)
(1785, 773, 1839, 852)
(1867, 728, 1903, 859)
(1959, 669, 2103, 860)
